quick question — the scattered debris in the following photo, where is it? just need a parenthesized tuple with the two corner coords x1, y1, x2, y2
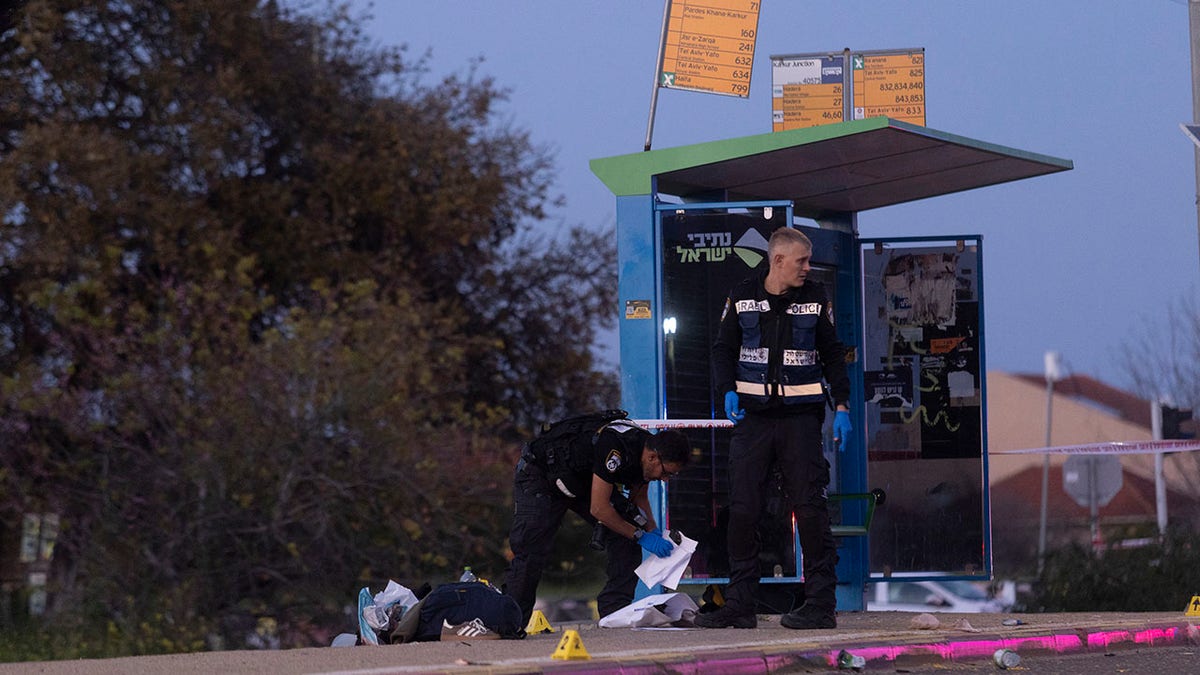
(993, 648, 1021, 669)
(909, 613, 940, 629)
(836, 648, 866, 670)
(952, 617, 982, 633)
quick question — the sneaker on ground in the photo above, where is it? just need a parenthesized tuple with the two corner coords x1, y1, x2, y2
(441, 618, 500, 640)
(693, 605, 757, 629)
(779, 604, 836, 630)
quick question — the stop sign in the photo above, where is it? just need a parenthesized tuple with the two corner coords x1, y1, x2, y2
(1062, 455, 1123, 507)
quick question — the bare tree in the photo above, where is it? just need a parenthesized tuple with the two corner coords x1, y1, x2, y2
(1119, 288, 1200, 412)
(1118, 287, 1200, 500)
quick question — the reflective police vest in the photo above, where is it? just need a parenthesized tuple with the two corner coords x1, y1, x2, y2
(733, 295, 826, 405)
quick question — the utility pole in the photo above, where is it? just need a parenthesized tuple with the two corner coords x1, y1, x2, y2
(1037, 351, 1063, 576)
(1151, 398, 1167, 537)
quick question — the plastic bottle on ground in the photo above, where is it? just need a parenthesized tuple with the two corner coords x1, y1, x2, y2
(837, 649, 866, 670)
(993, 649, 1021, 669)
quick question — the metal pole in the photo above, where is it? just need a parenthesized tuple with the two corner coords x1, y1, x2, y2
(1088, 457, 1100, 551)
(1037, 351, 1060, 576)
(842, 48, 852, 123)
(1152, 398, 1168, 537)
(1037, 378, 1052, 575)
(1190, 0, 1200, 267)
(644, 0, 673, 152)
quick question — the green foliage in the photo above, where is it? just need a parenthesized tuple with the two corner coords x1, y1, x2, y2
(1035, 529, 1200, 611)
(0, 610, 210, 662)
(0, 0, 617, 653)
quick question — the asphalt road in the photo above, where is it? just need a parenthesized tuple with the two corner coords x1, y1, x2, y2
(0, 611, 1193, 674)
(810, 645, 1200, 674)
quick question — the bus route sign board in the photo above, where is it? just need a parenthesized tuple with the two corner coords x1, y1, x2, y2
(852, 50, 925, 125)
(771, 55, 845, 129)
(659, 0, 762, 98)
(771, 48, 925, 132)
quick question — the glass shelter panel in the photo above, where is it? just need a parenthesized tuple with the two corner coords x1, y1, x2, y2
(859, 238, 988, 576)
(659, 205, 839, 583)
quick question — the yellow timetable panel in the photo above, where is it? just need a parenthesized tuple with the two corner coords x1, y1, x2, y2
(852, 51, 925, 125)
(771, 48, 926, 131)
(771, 55, 844, 131)
(660, 0, 762, 98)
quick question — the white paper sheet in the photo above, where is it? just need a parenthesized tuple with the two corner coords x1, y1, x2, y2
(635, 530, 697, 590)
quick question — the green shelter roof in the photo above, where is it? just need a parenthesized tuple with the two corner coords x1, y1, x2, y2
(590, 117, 1072, 220)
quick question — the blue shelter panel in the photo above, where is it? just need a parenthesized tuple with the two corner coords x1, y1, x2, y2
(616, 194, 661, 419)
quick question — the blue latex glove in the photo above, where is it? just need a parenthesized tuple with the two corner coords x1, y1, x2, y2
(639, 530, 674, 558)
(724, 391, 745, 424)
(833, 410, 852, 452)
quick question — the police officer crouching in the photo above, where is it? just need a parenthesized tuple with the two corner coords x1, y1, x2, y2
(501, 418, 690, 627)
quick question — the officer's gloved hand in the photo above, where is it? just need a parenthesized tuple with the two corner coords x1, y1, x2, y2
(638, 531, 674, 558)
(724, 391, 745, 424)
(833, 410, 852, 452)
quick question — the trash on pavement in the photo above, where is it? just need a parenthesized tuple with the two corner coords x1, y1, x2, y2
(909, 612, 940, 629)
(597, 592, 699, 628)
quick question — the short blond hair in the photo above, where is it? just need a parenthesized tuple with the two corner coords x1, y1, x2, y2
(767, 227, 812, 258)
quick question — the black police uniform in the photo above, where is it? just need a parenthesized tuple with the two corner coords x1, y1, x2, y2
(711, 271, 850, 617)
(502, 421, 650, 626)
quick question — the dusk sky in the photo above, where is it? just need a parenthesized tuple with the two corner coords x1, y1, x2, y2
(351, 1, 1200, 392)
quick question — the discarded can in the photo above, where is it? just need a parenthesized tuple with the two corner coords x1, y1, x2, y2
(1001, 618, 1025, 626)
(993, 648, 1021, 669)
(837, 649, 866, 670)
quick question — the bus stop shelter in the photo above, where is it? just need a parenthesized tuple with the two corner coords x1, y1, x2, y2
(590, 116, 1072, 611)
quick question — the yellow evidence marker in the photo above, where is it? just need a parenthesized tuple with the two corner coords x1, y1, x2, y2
(526, 609, 555, 634)
(1185, 595, 1200, 616)
(551, 629, 591, 660)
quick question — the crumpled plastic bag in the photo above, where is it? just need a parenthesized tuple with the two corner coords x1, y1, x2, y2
(597, 592, 699, 628)
(375, 580, 419, 612)
(359, 580, 421, 643)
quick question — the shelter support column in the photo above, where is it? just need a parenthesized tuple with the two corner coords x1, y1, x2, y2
(818, 212, 869, 612)
(616, 193, 661, 419)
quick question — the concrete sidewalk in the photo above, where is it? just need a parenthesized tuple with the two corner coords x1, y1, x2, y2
(1, 611, 1195, 674)
(387, 611, 1197, 674)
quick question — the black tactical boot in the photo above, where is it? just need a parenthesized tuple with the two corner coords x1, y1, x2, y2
(694, 604, 757, 629)
(779, 603, 836, 629)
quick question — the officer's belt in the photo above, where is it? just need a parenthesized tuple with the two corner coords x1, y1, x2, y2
(736, 381, 824, 397)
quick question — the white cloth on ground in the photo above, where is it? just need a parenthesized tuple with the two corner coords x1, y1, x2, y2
(597, 592, 699, 628)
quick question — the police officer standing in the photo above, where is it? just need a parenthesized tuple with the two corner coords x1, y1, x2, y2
(697, 227, 852, 630)
(502, 418, 691, 627)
